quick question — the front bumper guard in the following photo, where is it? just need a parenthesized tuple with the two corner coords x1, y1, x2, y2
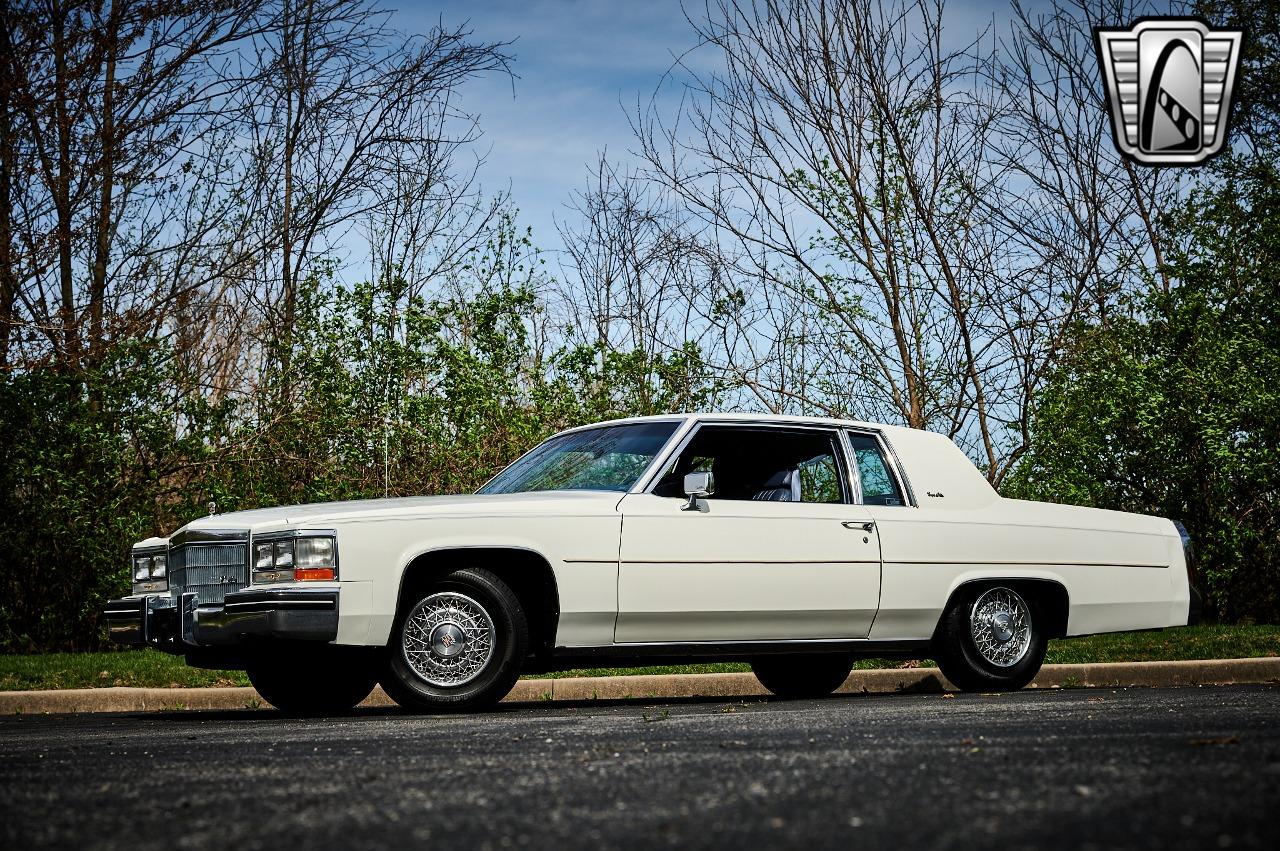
(103, 587, 339, 650)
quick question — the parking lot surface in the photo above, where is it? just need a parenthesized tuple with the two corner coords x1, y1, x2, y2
(2, 684, 1277, 850)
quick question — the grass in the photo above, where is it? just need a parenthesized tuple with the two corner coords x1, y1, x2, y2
(0, 649, 250, 691)
(0, 624, 1275, 691)
(1044, 624, 1280, 664)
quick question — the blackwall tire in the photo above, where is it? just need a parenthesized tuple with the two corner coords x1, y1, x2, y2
(380, 568, 528, 713)
(751, 653, 854, 699)
(247, 655, 378, 715)
(933, 585, 1047, 692)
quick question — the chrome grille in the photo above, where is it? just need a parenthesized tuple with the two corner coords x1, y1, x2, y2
(170, 542, 249, 605)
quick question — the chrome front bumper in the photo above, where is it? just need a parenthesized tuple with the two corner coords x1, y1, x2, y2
(103, 587, 339, 651)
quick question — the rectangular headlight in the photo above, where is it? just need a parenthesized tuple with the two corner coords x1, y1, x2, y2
(131, 550, 168, 594)
(293, 537, 335, 581)
(295, 537, 333, 569)
(252, 533, 336, 583)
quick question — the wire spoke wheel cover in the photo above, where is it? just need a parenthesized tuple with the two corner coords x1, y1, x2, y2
(969, 587, 1033, 668)
(401, 591, 496, 687)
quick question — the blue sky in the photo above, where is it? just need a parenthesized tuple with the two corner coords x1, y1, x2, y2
(398, 0, 1040, 256)
(400, 0, 701, 253)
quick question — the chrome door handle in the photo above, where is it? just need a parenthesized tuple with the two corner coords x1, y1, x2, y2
(842, 521, 875, 532)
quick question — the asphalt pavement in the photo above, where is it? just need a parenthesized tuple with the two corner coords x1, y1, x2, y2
(2, 685, 1277, 850)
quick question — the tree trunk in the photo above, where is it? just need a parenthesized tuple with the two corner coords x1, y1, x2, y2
(0, 0, 15, 370)
(52, 1, 77, 367)
(88, 2, 121, 364)
(279, 0, 296, 382)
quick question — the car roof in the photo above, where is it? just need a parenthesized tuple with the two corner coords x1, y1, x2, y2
(549, 412, 1001, 509)
(560, 412, 910, 436)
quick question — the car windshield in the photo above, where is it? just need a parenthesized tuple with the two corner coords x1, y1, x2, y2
(478, 421, 681, 495)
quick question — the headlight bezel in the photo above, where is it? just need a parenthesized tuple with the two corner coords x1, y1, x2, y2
(130, 546, 170, 595)
(251, 530, 339, 584)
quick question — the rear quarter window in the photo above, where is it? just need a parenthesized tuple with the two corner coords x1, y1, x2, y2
(847, 433, 906, 506)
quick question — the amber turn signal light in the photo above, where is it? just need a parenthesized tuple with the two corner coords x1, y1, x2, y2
(294, 567, 336, 581)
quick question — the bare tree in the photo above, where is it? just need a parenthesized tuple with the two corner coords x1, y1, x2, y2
(234, 1, 510, 380)
(622, 0, 1189, 482)
(0, 0, 18, 368)
(994, 0, 1184, 299)
(360, 148, 504, 307)
(0, 0, 273, 370)
(635, 0, 1018, 471)
(973, 0, 1187, 478)
(0, 0, 513, 442)
(555, 156, 719, 368)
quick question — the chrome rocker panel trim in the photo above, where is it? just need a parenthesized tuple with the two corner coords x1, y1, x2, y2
(548, 637, 931, 670)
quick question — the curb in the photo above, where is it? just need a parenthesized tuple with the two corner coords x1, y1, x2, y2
(2, 657, 1276, 715)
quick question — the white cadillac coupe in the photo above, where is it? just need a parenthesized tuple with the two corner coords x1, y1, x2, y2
(105, 414, 1198, 712)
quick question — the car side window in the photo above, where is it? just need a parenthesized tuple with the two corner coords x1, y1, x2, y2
(652, 425, 850, 503)
(797, 453, 843, 503)
(846, 433, 906, 506)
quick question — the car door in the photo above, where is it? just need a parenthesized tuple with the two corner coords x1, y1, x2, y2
(614, 423, 882, 643)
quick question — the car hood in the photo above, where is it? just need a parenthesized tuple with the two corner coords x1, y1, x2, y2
(171, 490, 624, 536)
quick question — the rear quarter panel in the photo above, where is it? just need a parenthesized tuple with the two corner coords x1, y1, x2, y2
(867, 500, 1188, 640)
(868, 427, 1189, 640)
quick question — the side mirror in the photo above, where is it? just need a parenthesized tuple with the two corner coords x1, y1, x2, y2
(681, 471, 714, 511)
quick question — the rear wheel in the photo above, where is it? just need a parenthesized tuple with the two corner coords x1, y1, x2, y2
(933, 585, 1047, 692)
(751, 653, 854, 699)
(247, 654, 378, 715)
(380, 568, 528, 712)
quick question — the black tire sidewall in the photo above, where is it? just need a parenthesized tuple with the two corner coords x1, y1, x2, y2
(751, 653, 854, 698)
(247, 654, 378, 715)
(936, 584, 1046, 692)
(383, 568, 528, 711)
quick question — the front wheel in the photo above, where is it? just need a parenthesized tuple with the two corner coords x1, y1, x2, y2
(751, 653, 854, 699)
(380, 568, 528, 712)
(247, 654, 378, 715)
(933, 585, 1047, 692)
